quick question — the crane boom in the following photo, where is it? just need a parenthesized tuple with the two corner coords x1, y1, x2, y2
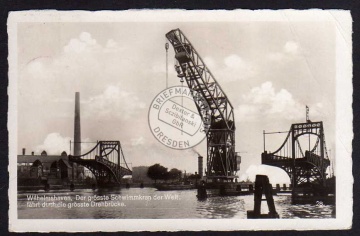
(166, 28, 239, 179)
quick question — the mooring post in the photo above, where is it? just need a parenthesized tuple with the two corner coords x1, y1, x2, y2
(253, 178, 262, 216)
(44, 182, 50, 192)
(249, 184, 254, 193)
(197, 181, 207, 200)
(70, 182, 75, 191)
(265, 182, 278, 217)
(276, 184, 280, 192)
(247, 175, 279, 219)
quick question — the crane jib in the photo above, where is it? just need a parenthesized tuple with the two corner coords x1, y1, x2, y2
(165, 28, 239, 179)
(165, 29, 235, 130)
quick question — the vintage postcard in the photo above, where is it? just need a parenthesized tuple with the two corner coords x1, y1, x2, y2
(8, 10, 352, 231)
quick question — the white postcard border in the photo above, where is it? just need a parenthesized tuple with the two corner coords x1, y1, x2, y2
(8, 10, 353, 232)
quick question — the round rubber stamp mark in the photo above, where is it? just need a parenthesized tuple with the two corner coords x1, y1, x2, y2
(148, 86, 210, 150)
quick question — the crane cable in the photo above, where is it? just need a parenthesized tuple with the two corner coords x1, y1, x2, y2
(181, 75, 184, 135)
(165, 40, 169, 89)
(180, 64, 186, 136)
(166, 39, 184, 135)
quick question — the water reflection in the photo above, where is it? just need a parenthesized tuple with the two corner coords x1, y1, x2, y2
(18, 188, 334, 219)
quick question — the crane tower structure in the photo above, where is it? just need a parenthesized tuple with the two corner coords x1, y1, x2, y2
(166, 28, 240, 181)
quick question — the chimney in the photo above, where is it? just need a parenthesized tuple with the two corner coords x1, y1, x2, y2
(198, 155, 203, 178)
(74, 92, 81, 156)
(22, 148, 25, 155)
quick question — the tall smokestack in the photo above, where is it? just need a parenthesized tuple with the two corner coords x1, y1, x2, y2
(74, 92, 81, 156)
(198, 155, 203, 178)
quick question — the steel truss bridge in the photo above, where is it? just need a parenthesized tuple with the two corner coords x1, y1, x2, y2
(69, 141, 132, 186)
(262, 121, 330, 188)
(166, 29, 239, 180)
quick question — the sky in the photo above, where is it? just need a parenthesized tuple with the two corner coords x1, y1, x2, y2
(16, 16, 338, 184)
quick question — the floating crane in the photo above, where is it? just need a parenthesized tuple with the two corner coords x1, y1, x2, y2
(166, 29, 240, 182)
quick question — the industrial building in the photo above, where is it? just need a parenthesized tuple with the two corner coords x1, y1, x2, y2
(17, 92, 85, 188)
(17, 149, 85, 187)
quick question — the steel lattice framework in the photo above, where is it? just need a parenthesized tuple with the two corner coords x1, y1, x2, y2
(262, 121, 330, 187)
(69, 141, 132, 186)
(166, 29, 239, 180)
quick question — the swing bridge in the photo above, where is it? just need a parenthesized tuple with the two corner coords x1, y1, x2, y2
(69, 141, 132, 186)
(262, 120, 331, 189)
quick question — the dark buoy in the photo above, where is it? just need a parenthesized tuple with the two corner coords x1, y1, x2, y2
(197, 181, 207, 200)
(70, 183, 75, 191)
(140, 183, 144, 188)
(126, 183, 130, 189)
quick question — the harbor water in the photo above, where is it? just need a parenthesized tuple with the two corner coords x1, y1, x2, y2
(18, 187, 335, 219)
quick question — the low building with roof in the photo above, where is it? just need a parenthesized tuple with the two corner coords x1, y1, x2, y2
(17, 149, 84, 186)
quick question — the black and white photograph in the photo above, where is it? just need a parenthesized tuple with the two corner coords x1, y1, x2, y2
(8, 10, 352, 231)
